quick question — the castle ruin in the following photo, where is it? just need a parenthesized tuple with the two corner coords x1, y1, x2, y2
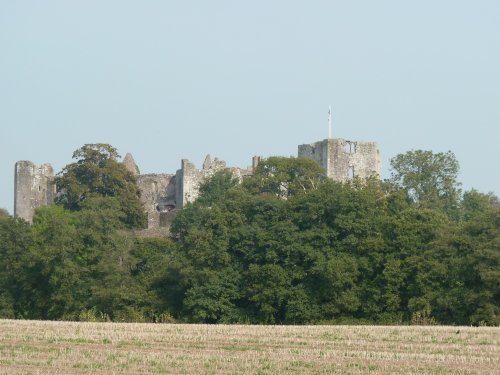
(14, 137, 380, 234)
(14, 161, 56, 223)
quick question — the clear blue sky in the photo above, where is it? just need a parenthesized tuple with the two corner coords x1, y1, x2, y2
(1, 1, 499, 213)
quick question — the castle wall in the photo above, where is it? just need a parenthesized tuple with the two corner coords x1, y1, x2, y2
(12, 155, 254, 233)
(298, 141, 329, 173)
(177, 155, 227, 208)
(136, 173, 177, 232)
(14, 161, 55, 223)
(14, 137, 381, 232)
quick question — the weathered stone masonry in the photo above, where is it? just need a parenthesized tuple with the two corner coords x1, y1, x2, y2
(298, 138, 381, 182)
(14, 137, 381, 234)
(14, 161, 56, 223)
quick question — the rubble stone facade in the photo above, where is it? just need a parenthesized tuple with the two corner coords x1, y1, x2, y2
(14, 161, 56, 223)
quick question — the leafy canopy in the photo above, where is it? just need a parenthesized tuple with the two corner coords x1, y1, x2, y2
(389, 150, 461, 216)
(55, 144, 146, 228)
(243, 156, 325, 199)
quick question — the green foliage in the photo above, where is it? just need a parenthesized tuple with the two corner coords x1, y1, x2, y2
(460, 208, 500, 325)
(461, 189, 499, 221)
(29, 206, 86, 319)
(243, 156, 325, 198)
(0, 145, 185, 321)
(0, 150, 498, 326)
(247, 264, 290, 323)
(167, 153, 498, 325)
(411, 308, 438, 326)
(183, 270, 242, 323)
(0, 215, 33, 318)
(78, 307, 111, 322)
(55, 143, 146, 228)
(389, 150, 461, 217)
(197, 169, 240, 206)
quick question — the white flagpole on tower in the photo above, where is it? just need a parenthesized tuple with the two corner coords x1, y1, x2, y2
(328, 105, 332, 139)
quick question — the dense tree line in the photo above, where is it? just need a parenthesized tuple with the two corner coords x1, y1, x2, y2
(0, 145, 498, 325)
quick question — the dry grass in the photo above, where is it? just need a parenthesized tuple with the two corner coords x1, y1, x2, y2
(0, 320, 498, 374)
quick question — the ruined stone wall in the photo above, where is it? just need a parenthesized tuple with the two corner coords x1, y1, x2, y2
(343, 140, 381, 181)
(14, 161, 55, 223)
(14, 137, 381, 232)
(13, 154, 239, 233)
(297, 141, 329, 173)
(176, 155, 228, 208)
(298, 138, 381, 182)
(136, 173, 177, 233)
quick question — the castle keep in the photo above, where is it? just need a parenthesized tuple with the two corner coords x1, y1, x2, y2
(14, 138, 380, 234)
(298, 138, 381, 182)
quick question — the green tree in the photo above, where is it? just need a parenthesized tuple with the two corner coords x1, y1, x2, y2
(243, 156, 325, 199)
(461, 190, 499, 222)
(0, 215, 33, 318)
(170, 182, 247, 322)
(460, 208, 500, 325)
(246, 263, 290, 323)
(389, 150, 461, 217)
(196, 169, 240, 206)
(131, 237, 176, 319)
(183, 269, 242, 323)
(385, 207, 454, 322)
(29, 206, 86, 319)
(55, 143, 146, 228)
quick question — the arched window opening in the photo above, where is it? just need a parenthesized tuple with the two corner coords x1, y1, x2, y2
(344, 142, 357, 154)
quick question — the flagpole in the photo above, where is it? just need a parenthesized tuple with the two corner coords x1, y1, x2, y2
(328, 105, 332, 139)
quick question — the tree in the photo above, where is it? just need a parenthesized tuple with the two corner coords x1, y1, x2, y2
(0, 215, 33, 318)
(459, 208, 500, 325)
(55, 144, 146, 228)
(196, 169, 240, 206)
(246, 263, 290, 323)
(389, 150, 461, 216)
(243, 157, 325, 199)
(461, 190, 499, 222)
(183, 269, 242, 323)
(28, 206, 86, 319)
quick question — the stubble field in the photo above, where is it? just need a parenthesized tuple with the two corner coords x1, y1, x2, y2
(0, 319, 498, 374)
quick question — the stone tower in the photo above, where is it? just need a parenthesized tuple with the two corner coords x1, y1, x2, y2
(14, 161, 56, 222)
(298, 138, 381, 182)
(123, 153, 139, 176)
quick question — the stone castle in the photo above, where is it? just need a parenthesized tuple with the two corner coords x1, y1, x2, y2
(14, 138, 381, 235)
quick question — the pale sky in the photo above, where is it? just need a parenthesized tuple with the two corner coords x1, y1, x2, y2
(1, 1, 499, 213)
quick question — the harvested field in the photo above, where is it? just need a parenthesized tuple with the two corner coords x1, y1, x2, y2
(0, 319, 498, 374)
